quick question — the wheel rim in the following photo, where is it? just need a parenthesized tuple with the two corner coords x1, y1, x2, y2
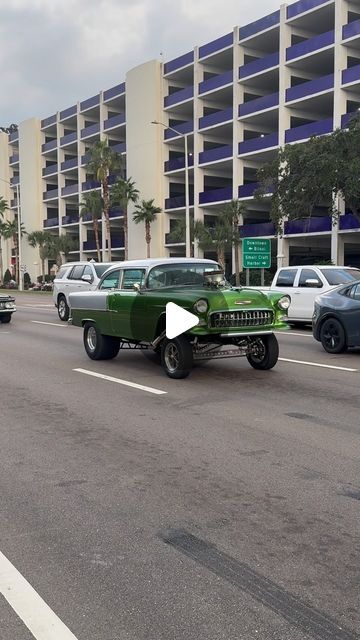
(250, 339, 266, 363)
(86, 326, 97, 352)
(59, 299, 66, 318)
(164, 343, 180, 373)
(323, 322, 341, 350)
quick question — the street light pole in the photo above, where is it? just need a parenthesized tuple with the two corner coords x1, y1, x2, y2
(15, 183, 23, 291)
(0, 176, 23, 290)
(151, 120, 191, 258)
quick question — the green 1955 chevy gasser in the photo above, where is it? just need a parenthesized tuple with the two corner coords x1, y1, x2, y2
(69, 258, 290, 379)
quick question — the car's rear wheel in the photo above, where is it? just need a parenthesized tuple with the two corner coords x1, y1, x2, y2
(161, 336, 193, 379)
(319, 318, 347, 354)
(0, 314, 11, 324)
(83, 322, 120, 360)
(57, 295, 70, 322)
(247, 334, 279, 370)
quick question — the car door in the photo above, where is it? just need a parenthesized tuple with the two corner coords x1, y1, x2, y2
(344, 283, 360, 344)
(109, 268, 146, 339)
(292, 268, 324, 321)
(65, 264, 86, 300)
(271, 268, 298, 319)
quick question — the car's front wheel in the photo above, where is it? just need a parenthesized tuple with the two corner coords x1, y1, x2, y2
(57, 295, 70, 321)
(0, 314, 12, 324)
(319, 317, 347, 354)
(247, 334, 279, 370)
(161, 336, 193, 379)
(83, 322, 120, 360)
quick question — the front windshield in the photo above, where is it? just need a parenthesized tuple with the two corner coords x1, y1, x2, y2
(147, 263, 223, 289)
(320, 268, 360, 285)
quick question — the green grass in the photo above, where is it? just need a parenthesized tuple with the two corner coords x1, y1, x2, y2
(0, 289, 52, 296)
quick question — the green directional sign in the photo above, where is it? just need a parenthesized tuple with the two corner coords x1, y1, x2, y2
(242, 238, 271, 269)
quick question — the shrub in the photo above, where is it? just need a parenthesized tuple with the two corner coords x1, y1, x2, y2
(3, 269, 11, 285)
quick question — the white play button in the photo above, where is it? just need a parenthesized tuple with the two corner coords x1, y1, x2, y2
(166, 302, 199, 339)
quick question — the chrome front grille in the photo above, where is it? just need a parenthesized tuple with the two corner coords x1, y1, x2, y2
(210, 309, 274, 329)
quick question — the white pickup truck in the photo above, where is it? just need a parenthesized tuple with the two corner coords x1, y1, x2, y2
(246, 265, 360, 323)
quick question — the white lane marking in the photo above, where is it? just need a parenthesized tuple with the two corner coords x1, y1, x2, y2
(0, 549, 79, 639)
(74, 367, 167, 395)
(279, 357, 358, 372)
(276, 331, 313, 338)
(17, 304, 54, 308)
(0, 332, 10, 335)
(32, 321, 66, 327)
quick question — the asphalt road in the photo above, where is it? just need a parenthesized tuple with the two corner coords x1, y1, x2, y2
(0, 292, 359, 640)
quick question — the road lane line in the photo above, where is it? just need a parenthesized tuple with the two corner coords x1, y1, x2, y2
(74, 368, 167, 395)
(0, 550, 79, 639)
(279, 357, 358, 372)
(17, 304, 54, 308)
(276, 331, 313, 338)
(32, 321, 66, 327)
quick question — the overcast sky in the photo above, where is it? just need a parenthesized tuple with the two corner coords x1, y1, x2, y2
(0, 0, 295, 125)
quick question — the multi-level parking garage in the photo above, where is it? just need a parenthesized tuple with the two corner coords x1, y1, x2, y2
(2, 0, 360, 282)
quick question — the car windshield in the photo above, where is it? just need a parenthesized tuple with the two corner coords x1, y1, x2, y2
(94, 264, 113, 277)
(320, 268, 360, 285)
(147, 263, 223, 289)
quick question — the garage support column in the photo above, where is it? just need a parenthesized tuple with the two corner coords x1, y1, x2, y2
(277, 235, 289, 268)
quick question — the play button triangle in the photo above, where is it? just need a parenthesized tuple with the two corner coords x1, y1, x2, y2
(166, 302, 199, 339)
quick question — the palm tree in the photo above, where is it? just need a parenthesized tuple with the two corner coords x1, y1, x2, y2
(79, 191, 103, 262)
(86, 141, 122, 261)
(222, 200, 246, 286)
(0, 196, 8, 283)
(27, 230, 55, 283)
(133, 199, 162, 258)
(193, 218, 232, 269)
(2, 219, 26, 285)
(110, 177, 139, 260)
(54, 234, 76, 266)
(167, 217, 195, 257)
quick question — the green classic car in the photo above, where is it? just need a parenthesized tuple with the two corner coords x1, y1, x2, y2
(69, 258, 290, 378)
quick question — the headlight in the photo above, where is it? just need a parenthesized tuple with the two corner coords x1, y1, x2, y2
(193, 299, 208, 314)
(277, 295, 291, 310)
(5, 302, 14, 309)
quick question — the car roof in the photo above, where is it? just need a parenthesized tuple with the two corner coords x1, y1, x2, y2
(60, 261, 113, 267)
(286, 264, 359, 269)
(104, 258, 219, 269)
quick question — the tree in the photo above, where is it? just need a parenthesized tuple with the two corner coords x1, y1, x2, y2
(222, 200, 246, 286)
(110, 177, 139, 260)
(193, 218, 233, 269)
(1, 219, 26, 285)
(167, 217, 195, 257)
(54, 234, 76, 266)
(79, 191, 103, 262)
(86, 141, 122, 261)
(133, 199, 162, 258)
(256, 112, 360, 230)
(0, 196, 8, 283)
(27, 230, 56, 283)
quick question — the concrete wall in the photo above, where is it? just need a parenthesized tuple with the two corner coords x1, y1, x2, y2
(126, 60, 165, 259)
(18, 118, 43, 281)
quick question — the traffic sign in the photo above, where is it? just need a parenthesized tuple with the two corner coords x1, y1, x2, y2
(242, 238, 271, 269)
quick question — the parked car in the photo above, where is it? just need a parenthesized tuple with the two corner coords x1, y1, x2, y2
(53, 261, 113, 321)
(243, 265, 360, 323)
(68, 258, 290, 379)
(313, 280, 360, 353)
(0, 294, 16, 323)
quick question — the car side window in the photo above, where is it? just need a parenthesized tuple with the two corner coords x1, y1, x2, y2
(69, 265, 85, 280)
(82, 264, 94, 281)
(56, 266, 68, 279)
(349, 283, 360, 300)
(121, 269, 146, 290)
(275, 269, 297, 287)
(99, 269, 121, 290)
(299, 269, 322, 288)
